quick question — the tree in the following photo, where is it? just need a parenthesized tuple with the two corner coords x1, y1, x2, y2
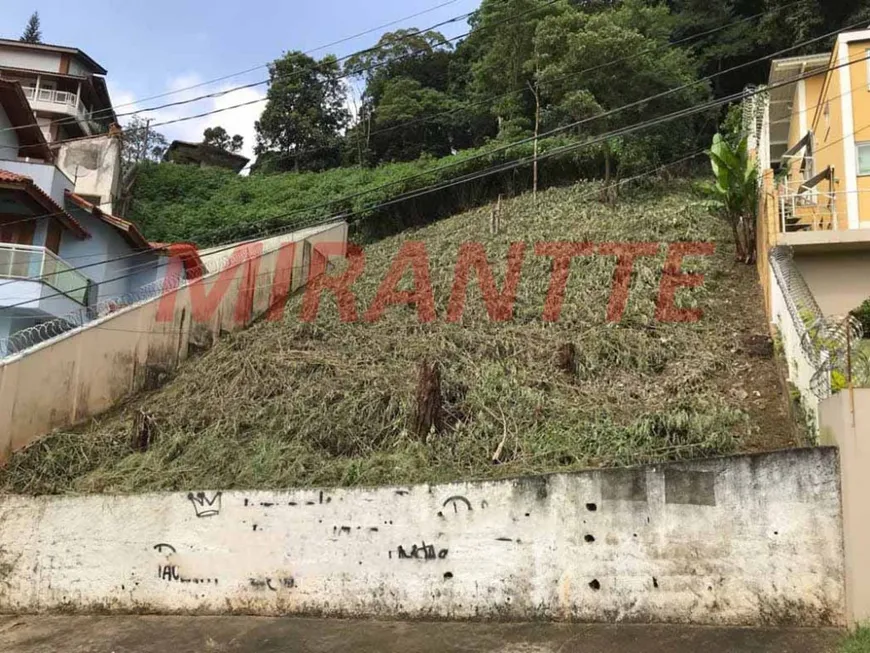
(343, 29, 475, 164)
(534, 0, 710, 184)
(254, 51, 349, 173)
(462, 0, 563, 138)
(202, 126, 243, 153)
(706, 133, 758, 264)
(121, 116, 169, 172)
(20, 12, 42, 43)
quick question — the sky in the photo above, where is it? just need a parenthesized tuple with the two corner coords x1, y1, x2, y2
(5, 0, 481, 165)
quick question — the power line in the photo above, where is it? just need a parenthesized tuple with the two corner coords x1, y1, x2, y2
(0, 149, 704, 339)
(0, 0, 464, 138)
(3, 46, 860, 310)
(2, 1, 558, 141)
(239, 0, 808, 171)
(1, 20, 862, 292)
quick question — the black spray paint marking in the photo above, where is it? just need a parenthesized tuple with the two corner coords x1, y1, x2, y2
(153, 543, 176, 554)
(187, 492, 222, 518)
(250, 577, 295, 591)
(442, 496, 472, 514)
(396, 542, 448, 561)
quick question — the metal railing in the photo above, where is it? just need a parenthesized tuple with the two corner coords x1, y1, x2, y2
(0, 243, 91, 304)
(21, 85, 89, 121)
(779, 188, 838, 233)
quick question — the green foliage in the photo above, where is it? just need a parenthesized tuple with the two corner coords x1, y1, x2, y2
(0, 183, 796, 494)
(831, 370, 848, 393)
(202, 126, 243, 154)
(129, 135, 608, 245)
(705, 133, 758, 263)
(20, 11, 41, 43)
(850, 299, 870, 338)
(121, 116, 169, 174)
(254, 51, 349, 173)
(839, 628, 870, 653)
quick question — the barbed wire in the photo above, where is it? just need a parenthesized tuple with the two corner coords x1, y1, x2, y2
(769, 246, 868, 399)
(0, 237, 311, 358)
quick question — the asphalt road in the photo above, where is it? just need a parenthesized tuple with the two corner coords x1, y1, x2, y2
(0, 615, 846, 653)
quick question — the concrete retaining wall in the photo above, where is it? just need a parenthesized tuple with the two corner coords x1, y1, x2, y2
(0, 221, 347, 461)
(821, 389, 870, 625)
(0, 448, 845, 626)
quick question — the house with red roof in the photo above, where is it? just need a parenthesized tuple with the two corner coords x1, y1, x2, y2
(0, 79, 202, 355)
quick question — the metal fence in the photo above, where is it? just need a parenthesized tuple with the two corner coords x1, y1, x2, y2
(769, 246, 868, 420)
(0, 243, 261, 359)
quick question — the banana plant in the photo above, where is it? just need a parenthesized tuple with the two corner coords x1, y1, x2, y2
(705, 133, 759, 264)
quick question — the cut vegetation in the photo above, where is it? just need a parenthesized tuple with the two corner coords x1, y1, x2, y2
(0, 181, 797, 494)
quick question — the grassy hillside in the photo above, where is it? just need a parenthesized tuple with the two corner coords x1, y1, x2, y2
(0, 181, 797, 494)
(128, 137, 633, 246)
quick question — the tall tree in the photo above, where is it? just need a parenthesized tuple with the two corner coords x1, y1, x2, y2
(534, 0, 710, 180)
(20, 12, 42, 43)
(343, 28, 485, 164)
(203, 126, 243, 153)
(461, 0, 563, 138)
(121, 116, 169, 172)
(254, 51, 349, 173)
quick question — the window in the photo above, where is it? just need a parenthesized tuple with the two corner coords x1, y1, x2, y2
(857, 143, 870, 175)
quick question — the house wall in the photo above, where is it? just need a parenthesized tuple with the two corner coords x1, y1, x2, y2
(848, 41, 870, 226)
(0, 449, 846, 626)
(0, 221, 347, 459)
(0, 46, 61, 74)
(812, 54, 848, 230)
(0, 160, 74, 207)
(0, 104, 18, 159)
(55, 135, 122, 213)
(793, 251, 870, 316)
(59, 212, 144, 301)
(67, 57, 95, 77)
(820, 389, 870, 625)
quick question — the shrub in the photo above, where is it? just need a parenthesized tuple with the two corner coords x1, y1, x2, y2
(850, 298, 870, 338)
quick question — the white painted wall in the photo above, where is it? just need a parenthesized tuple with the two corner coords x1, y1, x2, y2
(0, 160, 74, 206)
(0, 47, 61, 73)
(769, 259, 822, 430)
(0, 449, 845, 626)
(56, 135, 122, 213)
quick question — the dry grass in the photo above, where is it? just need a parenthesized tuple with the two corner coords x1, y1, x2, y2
(0, 180, 797, 494)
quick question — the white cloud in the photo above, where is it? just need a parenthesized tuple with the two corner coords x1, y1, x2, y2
(109, 73, 267, 171)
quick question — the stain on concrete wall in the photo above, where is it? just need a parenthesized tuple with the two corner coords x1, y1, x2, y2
(0, 448, 845, 626)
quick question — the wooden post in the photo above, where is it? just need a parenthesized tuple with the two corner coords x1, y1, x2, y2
(529, 81, 540, 202)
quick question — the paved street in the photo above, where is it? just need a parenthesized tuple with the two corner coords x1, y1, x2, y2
(0, 615, 845, 653)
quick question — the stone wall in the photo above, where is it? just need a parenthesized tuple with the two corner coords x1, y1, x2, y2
(0, 448, 845, 626)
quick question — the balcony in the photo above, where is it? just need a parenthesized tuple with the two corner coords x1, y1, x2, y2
(777, 190, 870, 251)
(0, 243, 91, 306)
(20, 86, 98, 136)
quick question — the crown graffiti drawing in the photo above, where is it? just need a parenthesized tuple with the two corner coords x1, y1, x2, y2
(187, 491, 222, 518)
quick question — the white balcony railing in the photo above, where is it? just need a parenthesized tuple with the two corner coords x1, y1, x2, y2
(0, 243, 90, 305)
(21, 85, 89, 122)
(779, 188, 838, 233)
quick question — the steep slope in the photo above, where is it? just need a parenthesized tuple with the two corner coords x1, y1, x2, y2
(0, 181, 796, 493)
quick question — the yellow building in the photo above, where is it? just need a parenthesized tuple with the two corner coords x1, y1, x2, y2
(757, 30, 870, 318)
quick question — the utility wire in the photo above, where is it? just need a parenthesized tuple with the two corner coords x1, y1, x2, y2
(4, 44, 864, 309)
(0, 0, 463, 137)
(8, 7, 855, 235)
(0, 20, 862, 295)
(2, 1, 557, 140)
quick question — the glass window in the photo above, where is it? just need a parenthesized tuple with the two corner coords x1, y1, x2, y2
(857, 143, 870, 175)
